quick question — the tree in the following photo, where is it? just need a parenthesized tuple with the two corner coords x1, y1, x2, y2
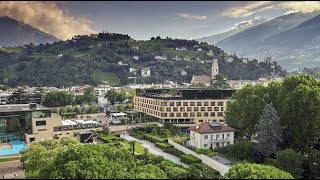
(8, 88, 28, 104)
(224, 163, 293, 179)
(43, 91, 74, 107)
(82, 86, 96, 104)
(212, 74, 230, 89)
(222, 140, 256, 162)
(306, 149, 320, 178)
(129, 140, 137, 155)
(186, 163, 221, 179)
(255, 103, 283, 157)
(276, 149, 304, 178)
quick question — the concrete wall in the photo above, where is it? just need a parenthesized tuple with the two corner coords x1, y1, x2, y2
(168, 139, 230, 176)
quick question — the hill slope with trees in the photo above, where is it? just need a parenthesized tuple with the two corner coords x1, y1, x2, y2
(0, 32, 285, 87)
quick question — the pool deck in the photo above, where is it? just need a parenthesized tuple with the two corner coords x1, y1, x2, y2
(0, 143, 12, 150)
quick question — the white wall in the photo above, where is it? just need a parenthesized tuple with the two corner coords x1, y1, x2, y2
(190, 131, 234, 149)
(168, 139, 231, 176)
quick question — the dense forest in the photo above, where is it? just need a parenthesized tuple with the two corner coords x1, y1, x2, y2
(0, 32, 285, 87)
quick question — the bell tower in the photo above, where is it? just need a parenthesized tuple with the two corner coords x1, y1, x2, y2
(211, 59, 219, 80)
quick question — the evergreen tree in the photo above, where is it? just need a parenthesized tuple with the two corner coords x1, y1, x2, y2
(255, 103, 284, 157)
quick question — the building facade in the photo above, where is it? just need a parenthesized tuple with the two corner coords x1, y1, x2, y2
(189, 122, 235, 149)
(134, 88, 236, 126)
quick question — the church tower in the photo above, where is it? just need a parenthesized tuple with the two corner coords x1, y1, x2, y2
(211, 59, 219, 80)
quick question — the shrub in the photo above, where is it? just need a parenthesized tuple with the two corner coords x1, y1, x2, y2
(155, 142, 174, 149)
(276, 149, 304, 178)
(224, 163, 294, 179)
(222, 140, 255, 162)
(195, 148, 218, 157)
(130, 132, 144, 140)
(186, 163, 221, 179)
(164, 148, 185, 157)
(264, 157, 278, 167)
(180, 154, 201, 165)
(144, 134, 167, 143)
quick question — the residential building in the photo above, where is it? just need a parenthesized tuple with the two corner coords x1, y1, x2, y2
(0, 92, 12, 104)
(134, 88, 236, 126)
(109, 112, 127, 124)
(189, 122, 235, 149)
(162, 80, 176, 88)
(94, 83, 111, 96)
(133, 56, 139, 60)
(141, 67, 151, 77)
(0, 103, 102, 144)
(191, 75, 211, 86)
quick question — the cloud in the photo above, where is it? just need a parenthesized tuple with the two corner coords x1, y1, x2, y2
(177, 12, 207, 20)
(222, 1, 273, 18)
(222, 1, 320, 18)
(0, 1, 97, 40)
(280, 1, 320, 13)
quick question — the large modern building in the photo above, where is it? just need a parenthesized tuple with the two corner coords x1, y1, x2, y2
(0, 103, 102, 144)
(134, 88, 236, 126)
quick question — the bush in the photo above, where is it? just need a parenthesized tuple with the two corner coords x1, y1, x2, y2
(164, 148, 185, 157)
(195, 148, 219, 157)
(155, 142, 174, 149)
(222, 140, 256, 162)
(224, 163, 294, 179)
(144, 134, 167, 143)
(180, 154, 201, 165)
(264, 157, 278, 167)
(186, 163, 221, 179)
(130, 132, 144, 140)
(276, 149, 304, 178)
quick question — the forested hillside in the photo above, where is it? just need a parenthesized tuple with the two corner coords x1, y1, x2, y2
(0, 32, 285, 87)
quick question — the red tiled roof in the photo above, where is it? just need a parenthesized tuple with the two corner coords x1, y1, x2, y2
(191, 75, 211, 84)
(189, 122, 235, 134)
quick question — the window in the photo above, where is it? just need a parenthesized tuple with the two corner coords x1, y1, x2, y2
(204, 144, 208, 147)
(190, 102, 195, 106)
(38, 129, 47, 131)
(221, 107, 224, 111)
(197, 112, 202, 117)
(66, 133, 70, 135)
(173, 107, 178, 112)
(201, 107, 206, 111)
(204, 102, 209, 106)
(190, 112, 195, 117)
(180, 107, 185, 111)
(208, 107, 212, 111)
(187, 107, 192, 111)
(217, 102, 224, 106)
(214, 107, 220, 111)
(59, 133, 62, 135)
(166, 107, 171, 112)
(170, 113, 174, 117)
(183, 113, 188, 117)
(162, 102, 168, 106)
(216, 143, 220, 147)
(199, 120, 203, 122)
(169, 102, 174, 106)
(216, 134, 220, 139)
(36, 120, 46, 126)
(217, 112, 224, 117)
(162, 113, 167, 117)
(219, 119, 224, 122)
(210, 102, 215, 106)
(204, 112, 208, 117)
(194, 107, 199, 111)
(176, 113, 181, 117)
(197, 102, 202, 106)
(210, 112, 215, 117)
(204, 135, 208, 139)
(227, 133, 230, 137)
(176, 102, 181, 106)
(183, 102, 188, 106)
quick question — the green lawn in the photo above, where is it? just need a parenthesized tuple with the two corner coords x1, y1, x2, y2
(100, 134, 119, 141)
(94, 70, 120, 86)
(0, 157, 21, 163)
(123, 140, 145, 155)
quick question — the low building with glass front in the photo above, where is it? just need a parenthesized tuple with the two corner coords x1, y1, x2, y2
(0, 103, 102, 145)
(133, 88, 236, 126)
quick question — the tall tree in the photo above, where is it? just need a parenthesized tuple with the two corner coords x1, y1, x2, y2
(276, 148, 304, 178)
(255, 103, 283, 157)
(212, 74, 230, 89)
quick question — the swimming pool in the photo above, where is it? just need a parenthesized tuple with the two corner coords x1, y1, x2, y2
(0, 140, 27, 156)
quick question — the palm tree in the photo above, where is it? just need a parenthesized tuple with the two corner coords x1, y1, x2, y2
(129, 140, 137, 155)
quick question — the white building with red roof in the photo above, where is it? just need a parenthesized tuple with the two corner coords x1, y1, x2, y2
(189, 122, 235, 149)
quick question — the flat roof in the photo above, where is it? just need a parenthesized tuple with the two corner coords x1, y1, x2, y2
(110, 112, 127, 116)
(62, 119, 78, 126)
(0, 104, 50, 113)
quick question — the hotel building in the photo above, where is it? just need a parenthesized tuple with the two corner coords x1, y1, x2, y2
(134, 88, 236, 126)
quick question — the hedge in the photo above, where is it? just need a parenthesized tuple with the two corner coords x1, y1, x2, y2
(180, 154, 202, 164)
(164, 148, 185, 157)
(155, 142, 174, 149)
(144, 134, 167, 143)
(130, 132, 144, 140)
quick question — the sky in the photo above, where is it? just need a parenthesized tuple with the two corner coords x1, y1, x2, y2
(1, 1, 320, 40)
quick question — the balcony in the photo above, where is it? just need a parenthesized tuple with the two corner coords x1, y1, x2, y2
(210, 138, 230, 143)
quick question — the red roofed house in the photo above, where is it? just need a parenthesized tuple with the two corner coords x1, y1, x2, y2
(191, 75, 211, 86)
(189, 121, 235, 149)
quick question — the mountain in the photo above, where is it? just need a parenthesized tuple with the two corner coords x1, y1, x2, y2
(216, 12, 318, 56)
(197, 18, 267, 45)
(0, 32, 284, 87)
(263, 14, 320, 50)
(0, 16, 59, 47)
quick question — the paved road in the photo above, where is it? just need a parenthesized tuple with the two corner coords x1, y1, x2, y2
(120, 134, 188, 168)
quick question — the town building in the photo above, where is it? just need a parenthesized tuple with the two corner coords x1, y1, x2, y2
(94, 83, 111, 96)
(0, 92, 12, 105)
(191, 75, 211, 86)
(133, 56, 139, 60)
(0, 103, 102, 145)
(141, 67, 151, 77)
(189, 122, 235, 149)
(134, 88, 236, 126)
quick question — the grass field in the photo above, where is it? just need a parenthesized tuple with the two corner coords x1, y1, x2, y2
(0, 157, 21, 163)
(0, 47, 22, 54)
(123, 140, 145, 155)
(94, 70, 120, 86)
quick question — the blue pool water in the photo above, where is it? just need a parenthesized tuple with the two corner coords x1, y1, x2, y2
(0, 140, 27, 155)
